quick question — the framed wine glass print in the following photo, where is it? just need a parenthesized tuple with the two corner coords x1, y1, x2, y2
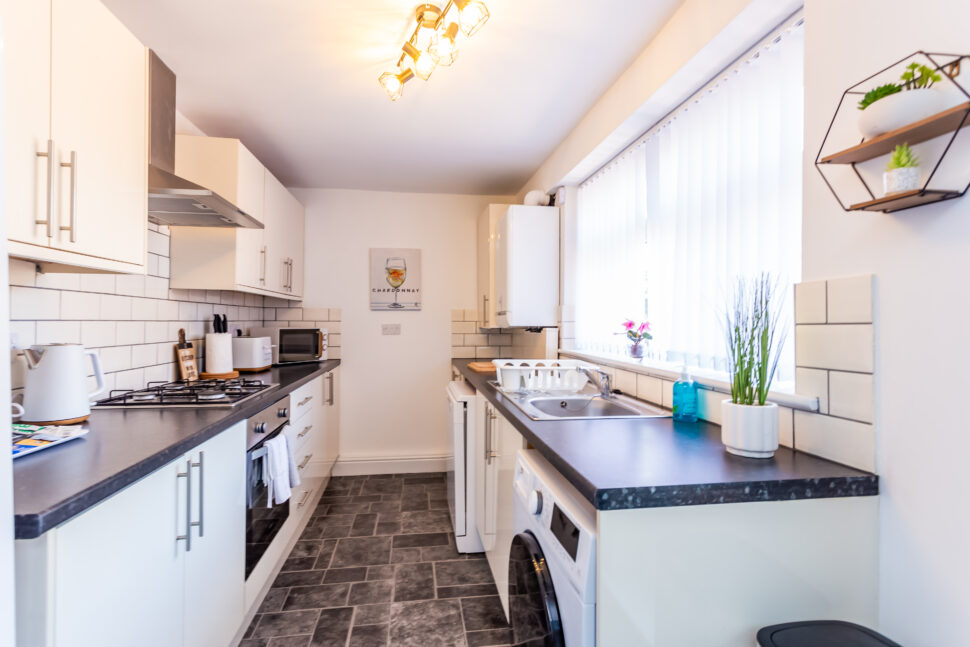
(370, 248, 422, 311)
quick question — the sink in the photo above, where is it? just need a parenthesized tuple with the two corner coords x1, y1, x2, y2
(490, 382, 671, 421)
(529, 396, 646, 418)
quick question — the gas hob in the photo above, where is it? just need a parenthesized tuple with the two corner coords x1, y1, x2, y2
(94, 378, 278, 409)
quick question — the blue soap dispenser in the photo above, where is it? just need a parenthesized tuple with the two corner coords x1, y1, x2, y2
(672, 365, 698, 422)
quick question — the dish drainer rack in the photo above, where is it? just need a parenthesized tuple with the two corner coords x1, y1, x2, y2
(491, 359, 599, 393)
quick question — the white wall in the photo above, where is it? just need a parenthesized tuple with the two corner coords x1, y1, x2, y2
(294, 188, 512, 468)
(803, 1, 970, 642)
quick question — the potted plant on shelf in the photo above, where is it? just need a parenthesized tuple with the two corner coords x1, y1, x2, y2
(721, 275, 786, 459)
(858, 62, 946, 138)
(619, 320, 652, 359)
(883, 142, 921, 195)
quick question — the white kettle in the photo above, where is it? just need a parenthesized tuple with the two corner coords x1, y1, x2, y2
(21, 344, 106, 425)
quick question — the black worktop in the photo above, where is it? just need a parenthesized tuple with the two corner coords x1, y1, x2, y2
(454, 359, 878, 511)
(13, 360, 340, 539)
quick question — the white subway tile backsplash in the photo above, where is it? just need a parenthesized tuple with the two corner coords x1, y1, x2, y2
(475, 346, 500, 359)
(99, 346, 132, 373)
(778, 406, 794, 448)
(10, 321, 36, 348)
(828, 371, 874, 423)
(61, 291, 100, 320)
(452, 346, 476, 359)
(113, 368, 145, 391)
(463, 309, 478, 322)
(146, 254, 159, 277)
(794, 411, 874, 472)
(116, 321, 145, 345)
(35, 272, 80, 291)
(452, 322, 477, 334)
(464, 333, 488, 346)
(794, 280, 827, 324)
(131, 297, 158, 321)
(147, 230, 169, 256)
(488, 334, 512, 345)
(81, 321, 116, 348)
(101, 294, 132, 321)
(178, 302, 198, 321)
(9, 260, 36, 287)
(11, 287, 60, 320)
(328, 334, 342, 348)
(36, 321, 81, 344)
(79, 273, 116, 294)
(131, 344, 157, 369)
(827, 274, 873, 324)
(329, 308, 342, 320)
(115, 274, 145, 297)
(145, 276, 169, 300)
(795, 324, 873, 373)
(157, 300, 179, 320)
(795, 367, 829, 415)
(302, 307, 329, 320)
(636, 374, 663, 405)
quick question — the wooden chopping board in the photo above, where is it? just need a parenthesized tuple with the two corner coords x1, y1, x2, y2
(467, 361, 497, 373)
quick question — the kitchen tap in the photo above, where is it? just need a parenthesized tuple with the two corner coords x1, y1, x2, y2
(578, 367, 612, 400)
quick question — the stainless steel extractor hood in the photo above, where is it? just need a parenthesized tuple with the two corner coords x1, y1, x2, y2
(147, 52, 262, 229)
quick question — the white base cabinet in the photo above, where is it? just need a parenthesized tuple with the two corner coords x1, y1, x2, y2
(15, 422, 246, 647)
(476, 400, 524, 617)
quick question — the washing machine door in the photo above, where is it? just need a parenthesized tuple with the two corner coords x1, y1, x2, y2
(507, 531, 566, 647)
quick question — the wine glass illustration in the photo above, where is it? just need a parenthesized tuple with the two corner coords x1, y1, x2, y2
(385, 257, 407, 309)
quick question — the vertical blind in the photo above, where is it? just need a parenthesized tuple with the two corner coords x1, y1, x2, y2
(574, 18, 804, 383)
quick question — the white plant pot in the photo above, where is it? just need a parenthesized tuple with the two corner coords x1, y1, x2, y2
(720, 400, 778, 459)
(857, 88, 948, 138)
(883, 166, 922, 196)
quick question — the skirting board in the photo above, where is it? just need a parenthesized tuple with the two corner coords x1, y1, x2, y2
(332, 454, 449, 476)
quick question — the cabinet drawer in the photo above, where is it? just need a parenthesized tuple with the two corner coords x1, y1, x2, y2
(290, 376, 323, 422)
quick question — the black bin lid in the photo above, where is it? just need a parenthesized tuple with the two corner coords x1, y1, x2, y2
(757, 621, 903, 647)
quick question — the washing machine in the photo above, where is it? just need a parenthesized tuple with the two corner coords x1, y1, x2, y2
(510, 449, 597, 646)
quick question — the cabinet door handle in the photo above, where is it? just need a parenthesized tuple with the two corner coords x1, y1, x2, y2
(260, 246, 267, 284)
(297, 490, 311, 508)
(189, 451, 204, 538)
(59, 151, 77, 242)
(288, 258, 293, 290)
(176, 459, 192, 552)
(482, 294, 489, 324)
(488, 411, 498, 464)
(299, 395, 313, 407)
(298, 424, 312, 438)
(35, 139, 54, 238)
(484, 406, 491, 463)
(298, 453, 312, 470)
(326, 372, 335, 405)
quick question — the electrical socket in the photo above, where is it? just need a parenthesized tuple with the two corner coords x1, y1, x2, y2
(381, 323, 401, 336)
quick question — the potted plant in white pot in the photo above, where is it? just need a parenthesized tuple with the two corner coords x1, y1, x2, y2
(858, 62, 946, 138)
(721, 275, 787, 459)
(883, 142, 921, 195)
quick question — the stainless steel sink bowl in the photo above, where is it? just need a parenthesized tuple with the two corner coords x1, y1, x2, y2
(491, 383, 671, 421)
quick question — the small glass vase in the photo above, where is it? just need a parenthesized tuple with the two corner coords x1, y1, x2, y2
(629, 342, 644, 359)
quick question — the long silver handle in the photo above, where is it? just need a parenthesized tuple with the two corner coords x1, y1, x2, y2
(35, 139, 54, 238)
(59, 151, 77, 242)
(482, 294, 489, 324)
(287, 258, 293, 290)
(298, 424, 312, 438)
(298, 395, 313, 407)
(176, 460, 192, 552)
(298, 453, 312, 470)
(296, 490, 311, 508)
(326, 372, 334, 405)
(260, 246, 267, 284)
(189, 451, 204, 538)
(488, 410, 498, 463)
(484, 405, 491, 463)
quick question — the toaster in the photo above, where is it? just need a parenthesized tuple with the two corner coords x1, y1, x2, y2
(231, 336, 272, 372)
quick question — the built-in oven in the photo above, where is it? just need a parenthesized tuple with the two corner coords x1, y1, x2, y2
(245, 394, 291, 579)
(252, 327, 328, 365)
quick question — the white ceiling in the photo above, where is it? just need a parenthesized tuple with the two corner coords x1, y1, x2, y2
(103, 0, 684, 194)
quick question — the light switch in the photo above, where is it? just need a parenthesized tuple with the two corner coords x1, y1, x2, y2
(382, 323, 401, 336)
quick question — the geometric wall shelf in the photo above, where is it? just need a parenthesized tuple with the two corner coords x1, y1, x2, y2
(815, 51, 970, 213)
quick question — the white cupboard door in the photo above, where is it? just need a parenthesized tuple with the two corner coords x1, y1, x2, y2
(50, 0, 147, 266)
(263, 170, 288, 293)
(52, 459, 185, 647)
(236, 227, 266, 289)
(2, 0, 53, 249)
(287, 193, 306, 298)
(474, 395, 488, 546)
(491, 411, 522, 617)
(479, 402, 498, 552)
(184, 422, 246, 647)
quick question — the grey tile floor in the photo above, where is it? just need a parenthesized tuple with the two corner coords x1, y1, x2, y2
(241, 473, 513, 647)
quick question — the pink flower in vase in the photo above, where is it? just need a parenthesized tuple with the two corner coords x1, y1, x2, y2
(622, 320, 635, 331)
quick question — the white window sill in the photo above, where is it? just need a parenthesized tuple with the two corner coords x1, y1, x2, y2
(559, 349, 819, 413)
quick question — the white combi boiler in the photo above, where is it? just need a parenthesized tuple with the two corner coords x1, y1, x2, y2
(445, 379, 484, 553)
(494, 205, 559, 328)
(510, 449, 597, 646)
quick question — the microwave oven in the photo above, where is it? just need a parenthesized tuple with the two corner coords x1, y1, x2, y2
(251, 327, 328, 365)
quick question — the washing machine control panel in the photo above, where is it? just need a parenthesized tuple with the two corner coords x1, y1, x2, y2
(514, 451, 597, 601)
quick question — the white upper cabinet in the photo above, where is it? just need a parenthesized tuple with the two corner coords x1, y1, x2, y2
(494, 205, 559, 327)
(477, 204, 506, 329)
(169, 139, 305, 300)
(3, 0, 148, 273)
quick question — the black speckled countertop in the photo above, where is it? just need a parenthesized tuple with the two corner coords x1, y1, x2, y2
(13, 360, 340, 539)
(454, 359, 878, 511)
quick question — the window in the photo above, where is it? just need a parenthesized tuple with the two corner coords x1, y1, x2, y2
(574, 18, 804, 384)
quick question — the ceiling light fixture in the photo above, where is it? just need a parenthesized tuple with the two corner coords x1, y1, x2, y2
(378, 1, 489, 101)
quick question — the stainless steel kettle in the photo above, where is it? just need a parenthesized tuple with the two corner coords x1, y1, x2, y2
(21, 344, 106, 424)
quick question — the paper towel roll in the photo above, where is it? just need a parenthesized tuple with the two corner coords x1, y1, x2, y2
(205, 333, 233, 374)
